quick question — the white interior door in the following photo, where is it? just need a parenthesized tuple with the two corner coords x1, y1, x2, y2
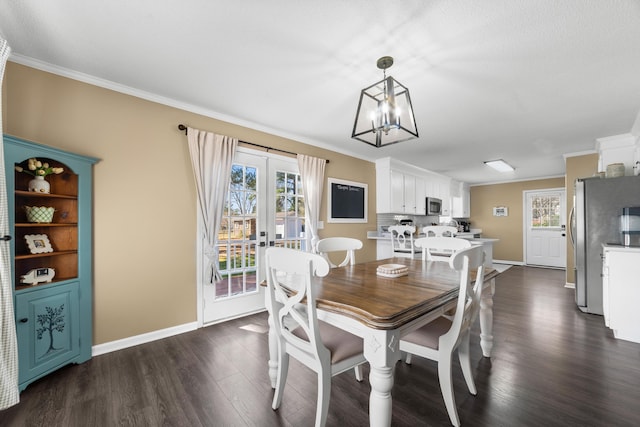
(525, 189, 567, 268)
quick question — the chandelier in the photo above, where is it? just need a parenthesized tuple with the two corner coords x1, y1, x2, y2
(351, 56, 418, 147)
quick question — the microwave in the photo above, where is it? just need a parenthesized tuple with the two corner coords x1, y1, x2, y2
(426, 197, 442, 215)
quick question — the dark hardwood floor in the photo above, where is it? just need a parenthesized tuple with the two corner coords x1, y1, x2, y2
(2, 266, 640, 426)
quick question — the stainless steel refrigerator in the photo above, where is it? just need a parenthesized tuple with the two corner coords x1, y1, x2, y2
(570, 175, 640, 315)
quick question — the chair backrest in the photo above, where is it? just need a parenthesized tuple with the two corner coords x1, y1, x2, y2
(422, 225, 458, 237)
(265, 247, 331, 366)
(442, 245, 486, 348)
(388, 225, 417, 257)
(414, 236, 472, 261)
(316, 237, 363, 268)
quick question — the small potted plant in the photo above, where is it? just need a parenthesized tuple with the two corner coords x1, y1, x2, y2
(15, 158, 64, 193)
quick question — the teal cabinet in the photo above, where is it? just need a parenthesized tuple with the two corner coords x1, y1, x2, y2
(15, 282, 80, 385)
(3, 135, 98, 391)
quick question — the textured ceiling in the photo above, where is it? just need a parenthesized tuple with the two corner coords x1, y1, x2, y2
(1, 0, 640, 184)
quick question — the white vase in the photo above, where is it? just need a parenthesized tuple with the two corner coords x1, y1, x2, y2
(28, 175, 50, 193)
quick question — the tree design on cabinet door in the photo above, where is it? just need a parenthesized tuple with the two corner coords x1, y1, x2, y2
(36, 304, 65, 356)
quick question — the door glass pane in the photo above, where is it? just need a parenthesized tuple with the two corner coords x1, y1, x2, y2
(531, 193, 561, 229)
(274, 171, 305, 250)
(216, 163, 258, 300)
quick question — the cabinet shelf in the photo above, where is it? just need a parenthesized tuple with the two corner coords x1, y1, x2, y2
(15, 277, 77, 290)
(16, 222, 78, 228)
(16, 250, 78, 260)
(15, 190, 77, 199)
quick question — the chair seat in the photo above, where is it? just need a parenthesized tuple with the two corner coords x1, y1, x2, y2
(292, 321, 364, 364)
(402, 317, 452, 350)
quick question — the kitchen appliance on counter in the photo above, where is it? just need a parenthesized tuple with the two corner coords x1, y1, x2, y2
(571, 175, 640, 315)
(458, 220, 471, 233)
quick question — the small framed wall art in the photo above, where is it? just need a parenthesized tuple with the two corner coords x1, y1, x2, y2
(493, 206, 509, 217)
(24, 234, 54, 254)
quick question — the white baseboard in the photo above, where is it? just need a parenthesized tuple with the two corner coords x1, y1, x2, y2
(493, 259, 524, 266)
(92, 321, 198, 357)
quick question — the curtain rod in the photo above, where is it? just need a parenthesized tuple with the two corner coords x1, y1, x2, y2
(177, 124, 329, 163)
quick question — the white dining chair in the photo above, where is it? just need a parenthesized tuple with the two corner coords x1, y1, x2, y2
(422, 225, 458, 237)
(388, 225, 418, 258)
(399, 245, 486, 427)
(316, 237, 363, 268)
(266, 247, 367, 427)
(414, 236, 471, 262)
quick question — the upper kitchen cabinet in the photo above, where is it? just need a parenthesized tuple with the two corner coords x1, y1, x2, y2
(377, 158, 424, 214)
(423, 170, 451, 216)
(451, 181, 471, 218)
(596, 133, 639, 177)
(383, 168, 425, 215)
(375, 158, 455, 216)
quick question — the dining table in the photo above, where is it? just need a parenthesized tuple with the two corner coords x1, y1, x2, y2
(265, 256, 500, 427)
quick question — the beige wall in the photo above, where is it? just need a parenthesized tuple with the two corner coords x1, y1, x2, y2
(470, 177, 565, 262)
(2, 62, 377, 344)
(470, 153, 599, 285)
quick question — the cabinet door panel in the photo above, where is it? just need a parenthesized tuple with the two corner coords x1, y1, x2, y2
(404, 174, 416, 213)
(15, 283, 80, 385)
(415, 177, 426, 215)
(390, 170, 405, 213)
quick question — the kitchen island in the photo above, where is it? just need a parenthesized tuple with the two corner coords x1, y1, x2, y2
(367, 230, 498, 267)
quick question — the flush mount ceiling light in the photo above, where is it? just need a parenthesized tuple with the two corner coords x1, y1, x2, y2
(484, 159, 515, 172)
(351, 56, 418, 148)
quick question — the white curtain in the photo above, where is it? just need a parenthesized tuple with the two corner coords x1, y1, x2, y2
(0, 38, 19, 409)
(297, 154, 326, 253)
(187, 127, 237, 282)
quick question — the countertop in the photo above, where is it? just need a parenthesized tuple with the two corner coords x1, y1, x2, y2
(602, 243, 640, 253)
(367, 230, 498, 243)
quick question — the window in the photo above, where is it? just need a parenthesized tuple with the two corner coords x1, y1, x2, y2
(530, 193, 561, 228)
(274, 171, 305, 250)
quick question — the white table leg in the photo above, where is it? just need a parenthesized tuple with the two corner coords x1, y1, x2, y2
(364, 329, 401, 427)
(479, 278, 495, 357)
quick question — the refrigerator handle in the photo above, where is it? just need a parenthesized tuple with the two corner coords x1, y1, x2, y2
(568, 206, 576, 248)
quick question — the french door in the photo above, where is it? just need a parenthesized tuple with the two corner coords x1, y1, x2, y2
(200, 150, 303, 325)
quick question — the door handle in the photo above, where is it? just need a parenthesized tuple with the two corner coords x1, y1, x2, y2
(19, 318, 28, 323)
(1, 235, 11, 241)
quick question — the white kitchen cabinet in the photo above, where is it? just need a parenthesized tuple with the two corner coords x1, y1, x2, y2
(389, 170, 418, 214)
(452, 181, 471, 218)
(439, 176, 451, 216)
(414, 176, 426, 215)
(601, 244, 640, 343)
(376, 238, 394, 260)
(377, 158, 426, 214)
(425, 172, 451, 215)
(389, 169, 405, 213)
(375, 157, 458, 216)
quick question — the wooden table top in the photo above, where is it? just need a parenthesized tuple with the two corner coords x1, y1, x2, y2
(312, 257, 498, 330)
